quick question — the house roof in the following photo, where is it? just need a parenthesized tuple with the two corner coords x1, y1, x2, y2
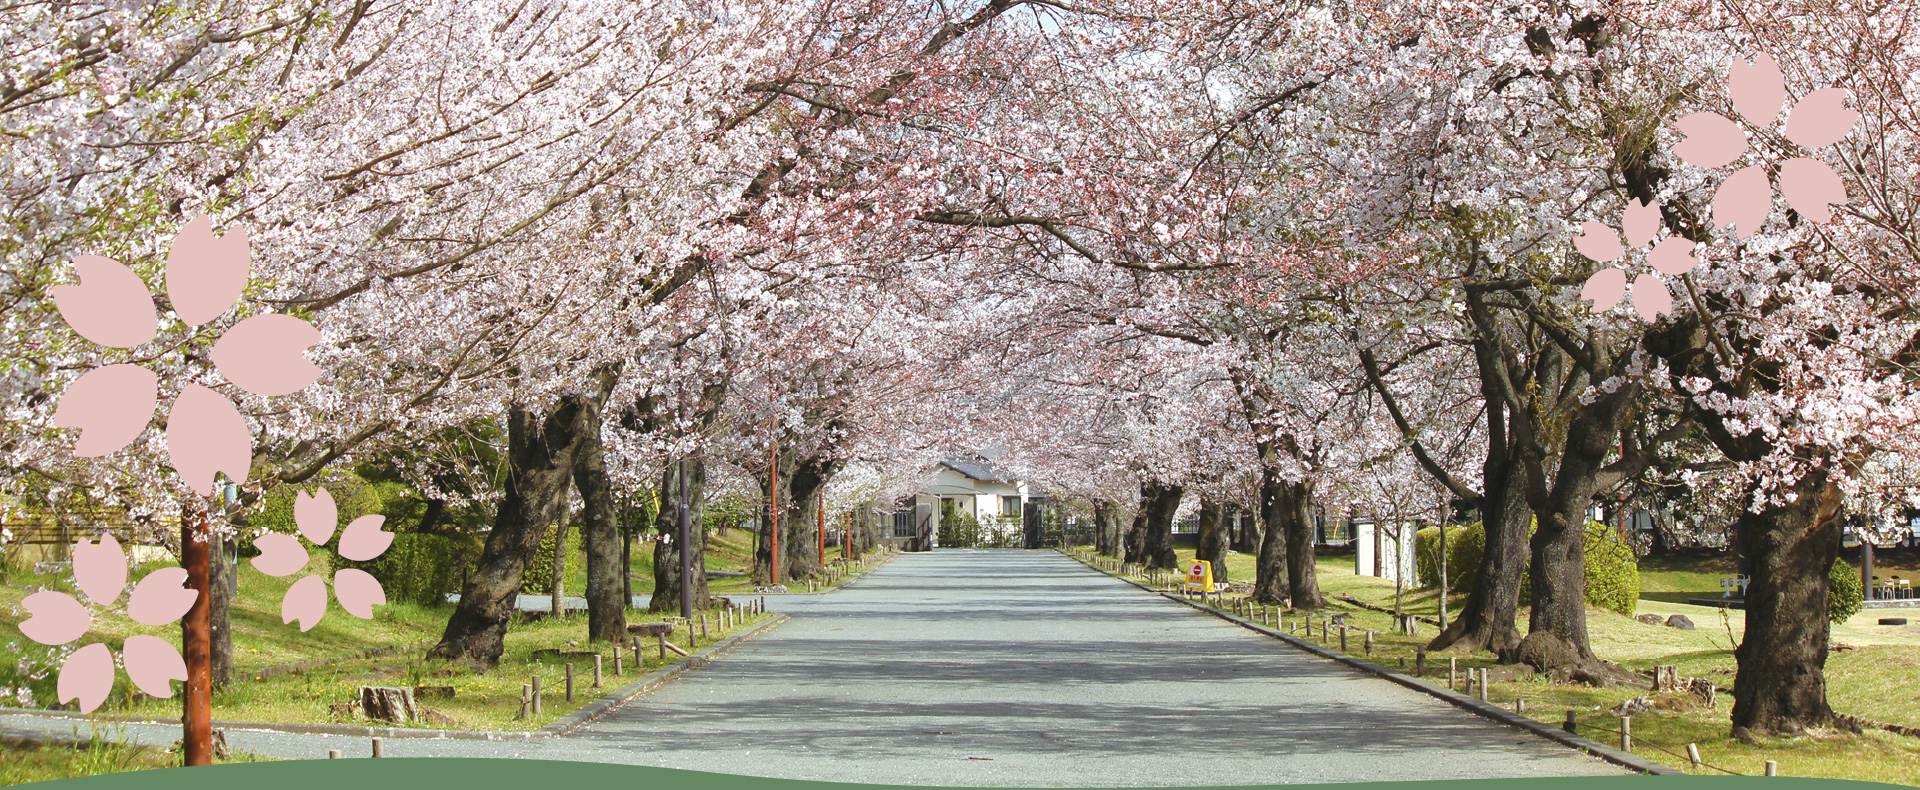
(936, 456, 1052, 498)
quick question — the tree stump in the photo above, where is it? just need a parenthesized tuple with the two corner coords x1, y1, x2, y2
(1688, 677, 1716, 707)
(1652, 665, 1680, 694)
(358, 686, 418, 723)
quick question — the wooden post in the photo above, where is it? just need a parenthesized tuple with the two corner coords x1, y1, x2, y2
(593, 655, 603, 688)
(1415, 647, 1426, 677)
(658, 633, 667, 660)
(518, 684, 531, 720)
(371, 738, 384, 758)
(1364, 630, 1373, 656)
(1564, 710, 1577, 734)
(1515, 698, 1526, 714)
(1339, 626, 1348, 652)
(688, 623, 697, 650)
(1478, 668, 1490, 702)
(614, 654, 623, 676)
(530, 676, 542, 714)
(329, 750, 341, 759)
(1687, 743, 1701, 767)
(1450, 657, 1458, 690)
(1620, 716, 1632, 751)
(565, 663, 575, 702)
(1765, 760, 1778, 776)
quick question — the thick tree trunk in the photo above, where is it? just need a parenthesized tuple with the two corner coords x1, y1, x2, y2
(1140, 481, 1183, 571)
(1731, 463, 1845, 736)
(650, 455, 713, 613)
(573, 371, 627, 642)
(1253, 470, 1290, 604)
(1427, 400, 1528, 655)
(429, 395, 594, 665)
(1194, 500, 1227, 584)
(208, 533, 234, 688)
(1122, 484, 1151, 565)
(783, 452, 842, 579)
(1278, 480, 1322, 609)
(1229, 506, 1258, 554)
(1092, 500, 1118, 557)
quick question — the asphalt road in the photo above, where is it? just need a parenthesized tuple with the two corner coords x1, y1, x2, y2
(3, 551, 1625, 785)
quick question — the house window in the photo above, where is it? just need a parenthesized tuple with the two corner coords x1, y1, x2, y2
(1002, 496, 1021, 518)
(891, 511, 916, 538)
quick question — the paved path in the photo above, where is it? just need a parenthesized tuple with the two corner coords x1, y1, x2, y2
(3, 551, 1625, 785)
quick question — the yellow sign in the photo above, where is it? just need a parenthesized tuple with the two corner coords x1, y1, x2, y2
(1185, 559, 1214, 593)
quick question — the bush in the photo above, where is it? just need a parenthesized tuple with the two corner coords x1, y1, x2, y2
(331, 532, 483, 606)
(1414, 525, 1472, 591)
(1423, 518, 1640, 617)
(1830, 558, 1864, 623)
(522, 524, 586, 596)
(938, 511, 983, 548)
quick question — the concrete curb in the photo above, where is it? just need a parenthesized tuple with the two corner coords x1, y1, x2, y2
(1057, 550, 1682, 777)
(0, 614, 791, 741)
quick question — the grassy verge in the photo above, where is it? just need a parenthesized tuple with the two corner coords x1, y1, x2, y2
(0, 729, 271, 787)
(1068, 545, 1920, 786)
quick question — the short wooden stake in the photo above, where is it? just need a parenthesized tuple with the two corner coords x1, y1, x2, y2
(1687, 743, 1701, 767)
(1339, 626, 1348, 652)
(1478, 668, 1489, 701)
(658, 633, 667, 660)
(566, 663, 576, 702)
(329, 750, 342, 759)
(1619, 716, 1632, 752)
(593, 655, 603, 688)
(518, 684, 531, 720)
(371, 737, 384, 758)
(614, 655, 623, 676)
(1765, 760, 1778, 777)
(1363, 630, 1373, 656)
(531, 675, 543, 714)
(1564, 710, 1577, 734)
(1516, 698, 1526, 715)
(1415, 647, 1426, 677)
(1450, 657, 1458, 690)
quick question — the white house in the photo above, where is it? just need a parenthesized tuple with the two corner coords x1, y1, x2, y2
(875, 454, 1050, 547)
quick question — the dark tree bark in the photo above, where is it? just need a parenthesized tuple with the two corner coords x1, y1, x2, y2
(1252, 469, 1290, 604)
(1092, 500, 1120, 557)
(208, 533, 234, 688)
(1122, 483, 1151, 565)
(1730, 461, 1845, 735)
(429, 392, 598, 665)
(1278, 479, 1322, 609)
(650, 455, 714, 613)
(752, 449, 794, 585)
(1139, 481, 1183, 571)
(1229, 505, 1258, 554)
(783, 451, 842, 580)
(574, 368, 627, 642)
(1194, 500, 1227, 584)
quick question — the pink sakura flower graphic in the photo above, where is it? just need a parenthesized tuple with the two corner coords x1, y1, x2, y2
(19, 534, 198, 713)
(49, 215, 324, 496)
(1576, 198, 1697, 320)
(251, 488, 392, 631)
(1672, 53, 1857, 238)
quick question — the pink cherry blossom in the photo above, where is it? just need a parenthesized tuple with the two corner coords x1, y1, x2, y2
(49, 216, 322, 495)
(250, 487, 392, 631)
(1576, 199, 1695, 320)
(19, 535, 198, 714)
(1673, 53, 1859, 238)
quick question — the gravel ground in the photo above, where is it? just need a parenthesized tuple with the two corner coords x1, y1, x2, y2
(1, 550, 1626, 785)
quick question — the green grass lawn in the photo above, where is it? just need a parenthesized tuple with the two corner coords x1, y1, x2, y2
(1072, 545, 1920, 785)
(0, 729, 271, 786)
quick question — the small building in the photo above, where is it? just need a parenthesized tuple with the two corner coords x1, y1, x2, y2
(875, 454, 1050, 548)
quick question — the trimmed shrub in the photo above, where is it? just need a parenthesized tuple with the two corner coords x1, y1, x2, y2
(1830, 558, 1864, 624)
(1414, 525, 1472, 591)
(331, 532, 483, 606)
(522, 524, 587, 596)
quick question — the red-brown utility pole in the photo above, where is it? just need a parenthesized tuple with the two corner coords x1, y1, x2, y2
(180, 500, 213, 766)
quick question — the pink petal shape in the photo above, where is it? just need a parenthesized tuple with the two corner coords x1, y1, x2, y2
(1631, 274, 1675, 320)
(165, 216, 252, 327)
(337, 515, 393, 562)
(282, 574, 327, 632)
(210, 314, 323, 397)
(20, 590, 92, 646)
(127, 567, 198, 626)
(1572, 222, 1622, 263)
(1648, 237, 1698, 276)
(1673, 112, 1747, 169)
(72, 533, 128, 605)
(49, 255, 159, 348)
(1580, 268, 1628, 310)
(251, 533, 310, 578)
(1622, 199, 1661, 249)
(121, 634, 186, 699)
(295, 489, 338, 545)
(1712, 165, 1772, 239)
(1778, 157, 1848, 224)
(1728, 53, 1785, 128)
(53, 364, 158, 457)
(165, 384, 252, 497)
(333, 568, 386, 619)
(58, 643, 115, 714)
(1783, 88, 1859, 150)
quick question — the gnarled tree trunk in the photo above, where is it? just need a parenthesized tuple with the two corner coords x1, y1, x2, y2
(1731, 461, 1845, 735)
(1194, 500, 1227, 584)
(1139, 481, 1182, 571)
(430, 394, 597, 665)
(1278, 479, 1322, 609)
(1253, 470, 1290, 604)
(574, 370, 627, 641)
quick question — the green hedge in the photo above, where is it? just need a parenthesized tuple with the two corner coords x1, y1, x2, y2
(1830, 558, 1864, 623)
(521, 524, 587, 596)
(330, 532, 484, 606)
(1416, 518, 1640, 617)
